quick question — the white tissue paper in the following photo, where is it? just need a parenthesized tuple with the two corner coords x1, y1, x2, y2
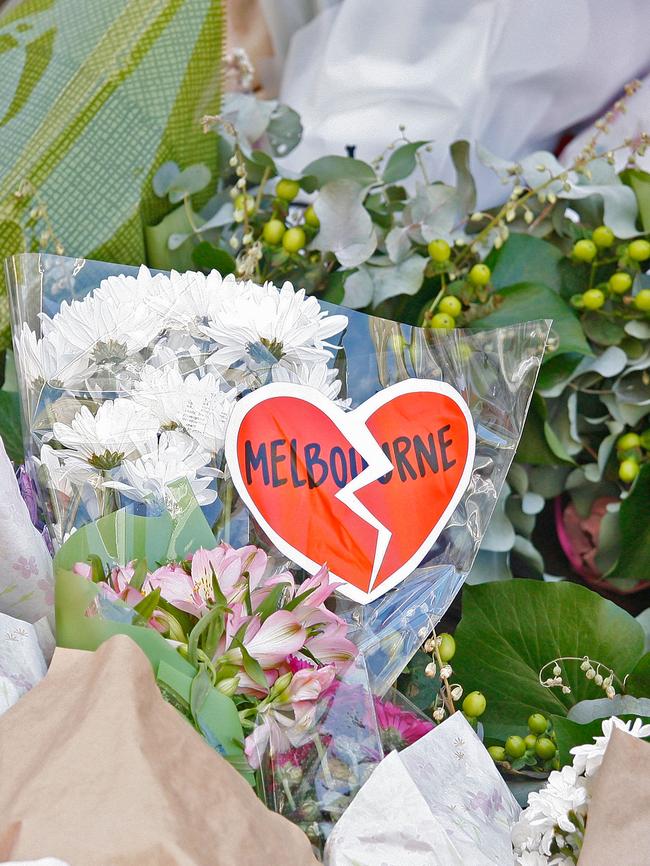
(325, 711, 520, 866)
(0, 437, 54, 626)
(0, 611, 51, 717)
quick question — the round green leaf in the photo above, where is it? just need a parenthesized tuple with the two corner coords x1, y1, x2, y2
(453, 580, 645, 742)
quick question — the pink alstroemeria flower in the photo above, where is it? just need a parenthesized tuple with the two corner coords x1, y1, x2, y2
(305, 622, 357, 671)
(239, 610, 306, 669)
(145, 564, 199, 616)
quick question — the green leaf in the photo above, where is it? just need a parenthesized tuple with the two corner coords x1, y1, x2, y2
(626, 652, 650, 698)
(610, 463, 650, 583)
(167, 163, 211, 204)
(190, 664, 213, 725)
(87, 554, 106, 584)
(256, 581, 290, 622)
(301, 155, 376, 191)
(488, 234, 562, 292)
(0, 389, 23, 463)
(187, 603, 225, 667)
(450, 139, 476, 216)
(581, 311, 626, 347)
(622, 168, 650, 233)
(552, 714, 650, 766)
(152, 160, 180, 197)
(471, 282, 591, 358)
(311, 179, 377, 268)
(144, 202, 203, 271)
(516, 392, 574, 466)
(236, 639, 268, 690)
(452, 580, 645, 742)
(265, 104, 302, 158)
(129, 558, 149, 591)
(133, 586, 161, 622)
(191, 241, 236, 275)
(396, 649, 440, 711)
(382, 140, 429, 184)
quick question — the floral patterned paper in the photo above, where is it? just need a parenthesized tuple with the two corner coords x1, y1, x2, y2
(325, 711, 520, 866)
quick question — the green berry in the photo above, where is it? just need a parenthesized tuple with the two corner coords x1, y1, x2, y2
(535, 737, 557, 760)
(524, 734, 538, 750)
(234, 193, 255, 215)
(619, 458, 640, 483)
(262, 219, 286, 246)
(438, 296, 462, 318)
(617, 432, 641, 451)
(282, 226, 306, 253)
(505, 735, 526, 759)
(592, 226, 615, 248)
(428, 239, 451, 263)
(634, 289, 650, 311)
(276, 178, 300, 201)
(627, 239, 650, 262)
(488, 745, 506, 762)
(437, 633, 456, 663)
(608, 272, 632, 294)
(304, 205, 320, 228)
(640, 429, 650, 450)
(468, 263, 491, 286)
(430, 312, 455, 330)
(462, 691, 487, 718)
(573, 239, 597, 262)
(582, 288, 605, 310)
(527, 713, 548, 735)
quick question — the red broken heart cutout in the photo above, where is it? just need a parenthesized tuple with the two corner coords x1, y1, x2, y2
(225, 379, 475, 604)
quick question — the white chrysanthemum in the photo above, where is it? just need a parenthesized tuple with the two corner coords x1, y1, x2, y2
(271, 360, 350, 406)
(200, 279, 348, 369)
(93, 265, 164, 306)
(131, 365, 236, 453)
(15, 323, 89, 390)
(104, 430, 216, 507)
(147, 269, 232, 336)
(41, 288, 161, 367)
(570, 716, 650, 778)
(52, 399, 159, 468)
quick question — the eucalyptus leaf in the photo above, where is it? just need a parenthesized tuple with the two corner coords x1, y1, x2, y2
(301, 155, 376, 190)
(452, 580, 645, 742)
(567, 694, 650, 723)
(153, 161, 181, 197)
(560, 163, 640, 238)
(450, 139, 476, 216)
(342, 268, 373, 309)
(385, 226, 412, 264)
(581, 311, 626, 347)
(265, 103, 302, 157)
(312, 179, 377, 267)
(480, 483, 515, 552)
(383, 140, 429, 184)
(167, 164, 212, 204)
(220, 92, 276, 148)
(623, 168, 650, 232)
(467, 549, 513, 584)
(373, 255, 429, 306)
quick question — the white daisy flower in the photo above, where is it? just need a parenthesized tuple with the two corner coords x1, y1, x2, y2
(104, 430, 217, 507)
(41, 289, 161, 369)
(570, 716, 650, 777)
(200, 279, 348, 370)
(147, 269, 233, 336)
(52, 399, 159, 469)
(131, 365, 236, 453)
(15, 323, 89, 391)
(93, 265, 165, 306)
(271, 360, 350, 407)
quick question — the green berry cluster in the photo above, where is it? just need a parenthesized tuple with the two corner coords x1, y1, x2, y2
(424, 238, 492, 330)
(616, 429, 650, 483)
(570, 227, 650, 313)
(488, 714, 558, 772)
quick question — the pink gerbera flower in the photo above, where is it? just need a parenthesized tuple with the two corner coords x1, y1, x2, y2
(373, 697, 434, 752)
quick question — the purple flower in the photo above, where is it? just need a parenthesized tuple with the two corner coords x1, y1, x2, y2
(16, 465, 39, 526)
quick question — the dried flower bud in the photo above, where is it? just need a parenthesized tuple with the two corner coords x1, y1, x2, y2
(424, 662, 437, 678)
(433, 707, 445, 722)
(594, 674, 603, 687)
(580, 659, 591, 671)
(605, 686, 616, 699)
(439, 664, 452, 680)
(553, 664, 561, 676)
(586, 668, 596, 680)
(229, 236, 240, 250)
(423, 638, 436, 654)
(562, 685, 571, 694)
